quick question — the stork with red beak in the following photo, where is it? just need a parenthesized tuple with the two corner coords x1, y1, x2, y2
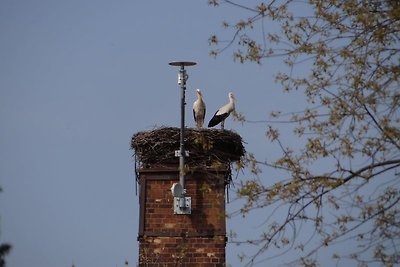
(193, 89, 206, 129)
(208, 92, 235, 129)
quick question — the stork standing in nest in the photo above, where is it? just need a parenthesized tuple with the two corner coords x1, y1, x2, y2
(208, 92, 236, 130)
(193, 89, 206, 129)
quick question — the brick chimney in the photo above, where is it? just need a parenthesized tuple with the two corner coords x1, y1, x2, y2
(131, 127, 244, 267)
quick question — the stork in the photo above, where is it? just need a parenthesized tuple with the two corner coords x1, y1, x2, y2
(193, 89, 206, 128)
(208, 92, 235, 129)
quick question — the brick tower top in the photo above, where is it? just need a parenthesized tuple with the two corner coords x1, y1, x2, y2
(131, 127, 245, 266)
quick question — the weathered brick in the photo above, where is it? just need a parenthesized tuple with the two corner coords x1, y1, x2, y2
(138, 167, 228, 266)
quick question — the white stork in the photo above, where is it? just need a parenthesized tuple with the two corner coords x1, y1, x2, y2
(193, 88, 206, 128)
(208, 92, 236, 129)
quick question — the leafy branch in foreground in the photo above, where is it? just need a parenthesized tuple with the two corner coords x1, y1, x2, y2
(209, 0, 400, 266)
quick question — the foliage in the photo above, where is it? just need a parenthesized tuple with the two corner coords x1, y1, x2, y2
(208, 0, 400, 266)
(0, 187, 11, 267)
(0, 244, 11, 267)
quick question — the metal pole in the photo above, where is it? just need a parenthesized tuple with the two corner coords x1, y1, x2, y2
(168, 61, 196, 200)
(179, 65, 186, 191)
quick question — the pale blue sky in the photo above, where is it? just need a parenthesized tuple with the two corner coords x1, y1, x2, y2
(0, 1, 346, 267)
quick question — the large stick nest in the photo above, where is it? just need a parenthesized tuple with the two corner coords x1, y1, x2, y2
(131, 127, 245, 166)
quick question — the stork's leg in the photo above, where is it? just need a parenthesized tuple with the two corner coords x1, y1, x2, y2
(221, 120, 225, 130)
